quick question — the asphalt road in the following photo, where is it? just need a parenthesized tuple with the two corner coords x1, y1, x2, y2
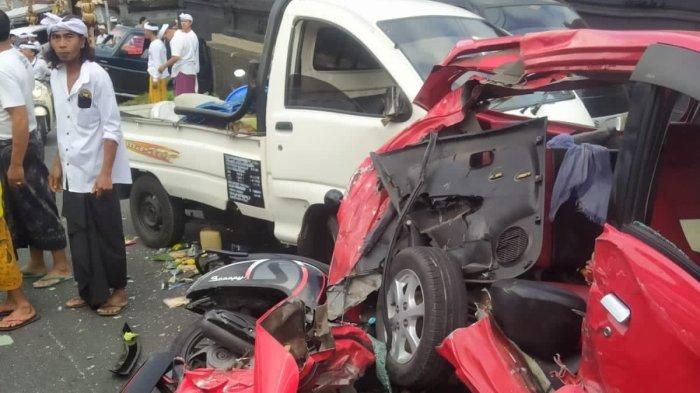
(0, 131, 197, 393)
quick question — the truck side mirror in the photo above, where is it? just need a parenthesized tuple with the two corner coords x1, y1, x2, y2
(382, 86, 412, 125)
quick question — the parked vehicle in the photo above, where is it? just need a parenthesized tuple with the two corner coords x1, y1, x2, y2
(122, 29, 700, 393)
(121, 0, 503, 249)
(96, 26, 213, 97)
(33, 80, 53, 143)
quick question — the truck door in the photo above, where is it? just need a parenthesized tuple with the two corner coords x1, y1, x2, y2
(265, 18, 414, 244)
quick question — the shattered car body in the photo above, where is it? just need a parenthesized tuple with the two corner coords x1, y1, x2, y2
(126, 29, 700, 393)
(326, 29, 700, 391)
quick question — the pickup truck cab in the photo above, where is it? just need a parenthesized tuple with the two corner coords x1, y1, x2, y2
(122, 0, 502, 250)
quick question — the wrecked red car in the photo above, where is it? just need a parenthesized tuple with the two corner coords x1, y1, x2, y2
(124, 30, 700, 393)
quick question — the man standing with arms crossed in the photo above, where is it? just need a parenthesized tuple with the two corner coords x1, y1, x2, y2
(159, 13, 199, 96)
(46, 16, 132, 315)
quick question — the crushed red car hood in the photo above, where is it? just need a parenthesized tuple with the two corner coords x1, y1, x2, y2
(416, 29, 700, 110)
(329, 29, 700, 285)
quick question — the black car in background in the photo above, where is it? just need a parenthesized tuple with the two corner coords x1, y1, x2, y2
(95, 26, 213, 97)
(438, 0, 588, 34)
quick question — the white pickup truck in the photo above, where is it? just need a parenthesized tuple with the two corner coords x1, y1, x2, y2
(122, 0, 506, 256)
(124, 0, 607, 259)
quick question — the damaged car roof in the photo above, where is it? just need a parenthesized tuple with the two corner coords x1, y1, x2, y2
(415, 29, 700, 110)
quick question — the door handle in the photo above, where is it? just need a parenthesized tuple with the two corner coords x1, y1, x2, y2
(275, 121, 293, 132)
(600, 293, 630, 324)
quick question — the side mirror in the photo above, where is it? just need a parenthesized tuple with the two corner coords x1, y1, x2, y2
(382, 86, 412, 125)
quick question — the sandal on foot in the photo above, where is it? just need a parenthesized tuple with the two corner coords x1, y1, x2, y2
(33, 275, 73, 289)
(97, 303, 128, 317)
(21, 271, 46, 279)
(65, 297, 87, 309)
(0, 314, 40, 331)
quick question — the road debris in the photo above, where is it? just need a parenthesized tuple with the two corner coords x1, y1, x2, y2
(110, 323, 141, 377)
(0, 335, 13, 346)
(163, 296, 189, 309)
(148, 243, 203, 290)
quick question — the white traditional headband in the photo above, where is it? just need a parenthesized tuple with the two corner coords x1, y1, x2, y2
(158, 24, 169, 40)
(144, 22, 159, 32)
(47, 17, 89, 37)
(19, 43, 41, 52)
(179, 13, 193, 22)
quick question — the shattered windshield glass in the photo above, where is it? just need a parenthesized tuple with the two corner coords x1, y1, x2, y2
(379, 16, 501, 80)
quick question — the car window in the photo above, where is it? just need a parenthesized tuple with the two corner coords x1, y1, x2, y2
(313, 27, 381, 71)
(286, 21, 403, 117)
(483, 5, 587, 35)
(378, 16, 501, 80)
(121, 34, 146, 57)
(102, 27, 127, 48)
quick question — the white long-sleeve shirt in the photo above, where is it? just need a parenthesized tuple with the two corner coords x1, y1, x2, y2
(147, 38, 169, 80)
(50, 61, 132, 193)
(31, 57, 50, 82)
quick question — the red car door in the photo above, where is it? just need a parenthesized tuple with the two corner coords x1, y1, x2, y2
(580, 224, 700, 393)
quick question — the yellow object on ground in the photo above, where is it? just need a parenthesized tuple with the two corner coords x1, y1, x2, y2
(0, 183, 21, 291)
(200, 228, 222, 250)
(149, 78, 168, 103)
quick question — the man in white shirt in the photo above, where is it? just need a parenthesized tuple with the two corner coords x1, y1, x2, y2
(46, 16, 132, 316)
(159, 13, 199, 96)
(96, 24, 108, 45)
(145, 22, 169, 103)
(0, 9, 48, 331)
(19, 42, 50, 82)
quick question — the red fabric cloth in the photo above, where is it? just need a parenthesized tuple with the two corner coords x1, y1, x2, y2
(174, 73, 196, 96)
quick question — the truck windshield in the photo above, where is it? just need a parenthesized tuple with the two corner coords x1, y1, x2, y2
(483, 5, 586, 35)
(378, 16, 501, 80)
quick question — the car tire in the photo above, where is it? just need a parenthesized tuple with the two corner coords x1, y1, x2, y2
(130, 174, 185, 248)
(381, 246, 468, 389)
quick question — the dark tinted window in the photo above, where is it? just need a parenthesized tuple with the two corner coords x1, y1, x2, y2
(483, 5, 587, 34)
(313, 27, 380, 71)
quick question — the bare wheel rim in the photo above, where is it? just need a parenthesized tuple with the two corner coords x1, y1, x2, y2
(386, 269, 425, 364)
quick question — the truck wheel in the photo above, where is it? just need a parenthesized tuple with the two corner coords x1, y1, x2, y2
(130, 174, 185, 248)
(381, 247, 468, 389)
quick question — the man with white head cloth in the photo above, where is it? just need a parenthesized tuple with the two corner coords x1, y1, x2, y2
(46, 15, 132, 316)
(19, 42, 50, 82)
(159, 13, 199, 95)
(145, 22, 169, 103)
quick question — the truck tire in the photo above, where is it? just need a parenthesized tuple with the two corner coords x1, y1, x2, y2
(130, 174, 185, 248)
(381, 247, 468, 389)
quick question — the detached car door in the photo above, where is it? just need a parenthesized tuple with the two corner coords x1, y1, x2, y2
(581, 44, 700, 393)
